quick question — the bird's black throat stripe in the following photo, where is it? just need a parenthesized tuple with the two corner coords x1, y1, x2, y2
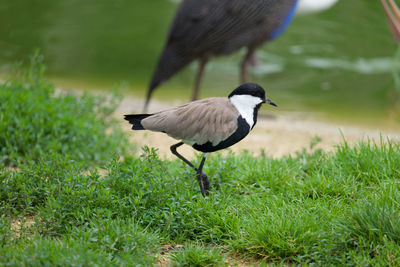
(192, 116, 250, 153)
(252, 104, 261, 130)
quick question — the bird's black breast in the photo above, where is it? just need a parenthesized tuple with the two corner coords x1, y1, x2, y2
(192, 116, 250, 153)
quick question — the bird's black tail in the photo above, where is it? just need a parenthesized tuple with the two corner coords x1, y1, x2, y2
(124, 114, 152, 130)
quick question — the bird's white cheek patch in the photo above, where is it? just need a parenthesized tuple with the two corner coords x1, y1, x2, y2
(229, 95, 262, 129)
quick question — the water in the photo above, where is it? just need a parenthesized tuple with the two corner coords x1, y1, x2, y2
(0, 0, 399, 129)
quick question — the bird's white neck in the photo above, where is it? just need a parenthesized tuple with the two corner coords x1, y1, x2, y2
(229, 95, 263, 129)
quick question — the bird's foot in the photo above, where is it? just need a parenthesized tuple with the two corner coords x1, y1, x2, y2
(196, 171, 210, 197)
(200, 172, 210, 192)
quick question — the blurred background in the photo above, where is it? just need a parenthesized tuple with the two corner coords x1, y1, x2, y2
(0, 0, 399, 129)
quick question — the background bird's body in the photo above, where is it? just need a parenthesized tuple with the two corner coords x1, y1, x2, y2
(145, 0, 298, 109)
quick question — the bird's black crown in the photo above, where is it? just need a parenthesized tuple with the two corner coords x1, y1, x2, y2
(228, 83, 266, 99)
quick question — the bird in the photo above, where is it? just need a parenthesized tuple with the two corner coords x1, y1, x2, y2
(125, 83, 277, 196)
(380, 0, 400, 43)
(144, 0, 298, 111)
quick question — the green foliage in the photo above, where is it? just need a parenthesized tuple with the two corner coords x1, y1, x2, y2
(0, 52, 128, 166)
(0, 154, 85, 216)
(2, 138, 400, 265)
(232, 198, 332, 261)
(338, 185, 400, 246)
(170, 243, 226, 267)
(0, 219, 159, 266)
(1, 59, 400, 265)
(0, 216, 12, 247)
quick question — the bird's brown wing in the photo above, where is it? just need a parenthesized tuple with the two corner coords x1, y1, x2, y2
(141, 98, 239, 145)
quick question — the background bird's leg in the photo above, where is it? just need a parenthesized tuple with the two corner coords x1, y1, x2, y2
(191, 57, 208, 101)
(196, 153, 210, 196)
(381, 0, 400, 42)
(240, 47, 256, 84)
(249, 52, 259, 66)
(170, 142, 206, 197)
(389, 0, 400, 22)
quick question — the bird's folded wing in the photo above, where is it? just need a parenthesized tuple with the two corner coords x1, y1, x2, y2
(141, 98, 239, 145)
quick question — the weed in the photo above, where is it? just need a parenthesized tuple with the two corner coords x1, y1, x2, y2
(0, 51, 128, 166)
(338, 185, 400, 246)
(0, 218, 159, 266)
(170, 242, 226, 267)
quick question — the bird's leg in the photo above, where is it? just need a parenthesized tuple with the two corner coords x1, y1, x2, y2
(191, 57, 208, 101)
(196, 153, 210, 196)
(389, 0, 400, 20)
(389, 0, 400, 41)
(170, 142, 208, 196)
(170, 142, 195, 169)
(381, 0, 400, 42)
(240, 48, 256, 84)
(249, 53, 259, 66)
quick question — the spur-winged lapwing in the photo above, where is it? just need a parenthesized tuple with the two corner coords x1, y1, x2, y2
(144, 0, 298, 111)
(125, 83, 277, 196)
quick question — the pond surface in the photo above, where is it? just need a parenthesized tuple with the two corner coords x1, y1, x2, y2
(1, 0, 399, 129)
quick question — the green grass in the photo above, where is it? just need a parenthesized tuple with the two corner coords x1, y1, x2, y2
(1, 59, 400, 265)
(0, 218, 159, 266)
(0, 51, 128, 166)
(2, 141, 400, 265)
(170, 243, 226, 267)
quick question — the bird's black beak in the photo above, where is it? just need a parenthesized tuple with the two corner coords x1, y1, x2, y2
(263, 98, 277, 107)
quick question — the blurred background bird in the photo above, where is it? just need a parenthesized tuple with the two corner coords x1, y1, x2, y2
(144, 0, 300, 111)
(3, 0, 400, 130)
(144, 0, 341, 111)
(296, 0, 338, 14)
